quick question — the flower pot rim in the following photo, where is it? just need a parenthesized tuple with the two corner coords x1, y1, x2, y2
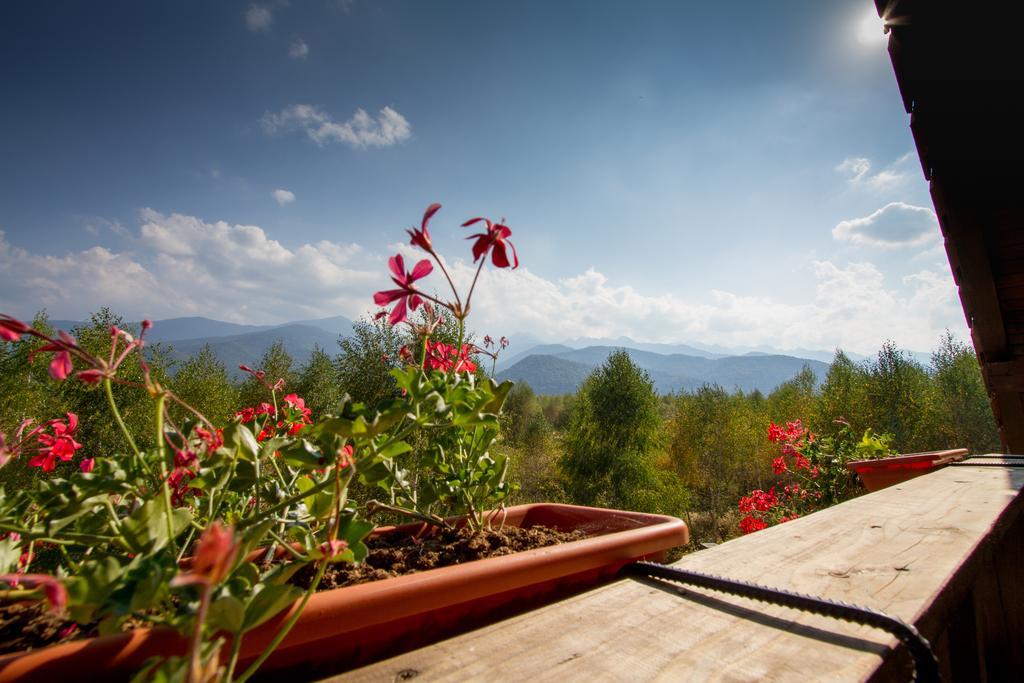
(846, 448, 968, 471)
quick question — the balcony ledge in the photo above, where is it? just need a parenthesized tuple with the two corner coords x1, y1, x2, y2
(332, 457, 1024, 682)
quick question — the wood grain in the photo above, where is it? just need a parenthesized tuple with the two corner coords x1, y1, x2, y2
(328, 460, 1024, 682)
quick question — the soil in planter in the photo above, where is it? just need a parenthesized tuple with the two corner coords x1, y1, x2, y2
(290, 524, 587, 589)
(0, 524, 585, 655)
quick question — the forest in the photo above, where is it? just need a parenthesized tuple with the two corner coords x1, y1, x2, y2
(0, 308, 999, 547)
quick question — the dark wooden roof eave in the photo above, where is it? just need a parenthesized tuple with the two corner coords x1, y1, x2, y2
(875, 0, 1024, 452)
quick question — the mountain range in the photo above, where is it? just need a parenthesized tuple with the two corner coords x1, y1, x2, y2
(43, 316, 922, 393)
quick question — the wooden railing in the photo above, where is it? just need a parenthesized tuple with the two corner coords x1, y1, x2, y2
(331, 456, 1024, 682)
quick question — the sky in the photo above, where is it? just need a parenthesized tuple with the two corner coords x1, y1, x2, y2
(0, 0, 967, 355)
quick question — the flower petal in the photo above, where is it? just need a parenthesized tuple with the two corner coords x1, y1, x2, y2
(373, 289, 407, 306)
(422, 203, 441, 230)
(388, 296, 409, 326)
(410, 259, 433, 281)
(388, 254, 406, 281)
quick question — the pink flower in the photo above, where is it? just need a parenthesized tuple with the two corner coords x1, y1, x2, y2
(407, 202, 441, 252)
(499, 336, 509, 349)
(373, 254, 433, 325)
(0, 316, 29, 342)
(255, 402, 276, 416)
(318, 539, 349, 561)
(30, 413, 82, 472)
(75, 369, 106, 384)
(0, 574, 67, 613)
(48, 350, 73, 381)
(462, 217, 519, 269)
(172, 522, 238, 588)
(79, 458, 95, 473)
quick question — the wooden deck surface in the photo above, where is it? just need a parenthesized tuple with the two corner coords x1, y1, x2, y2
(327, 458, 1024, 682)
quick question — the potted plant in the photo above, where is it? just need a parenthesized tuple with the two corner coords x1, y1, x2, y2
(0, 204, 688, 682)
(846, 448, 968, 492)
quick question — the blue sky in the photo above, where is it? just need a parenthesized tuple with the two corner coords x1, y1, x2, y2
(0, 0, 966, 354)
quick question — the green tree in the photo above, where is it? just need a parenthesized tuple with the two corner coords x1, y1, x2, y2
(816, 350, 869, 438)
(927, 333, 1000, 453)
(295, 345, 342, 417)
(669, 385, 766, 541)
(560, 350, 664, 510)
(335, 316, 405, 406)
(237, 340, 296, 409)
(767, 364, 818, 428)
(863, 341, 931, 452)
(501, 382, 540, 446)
(168, 345, 237, 426)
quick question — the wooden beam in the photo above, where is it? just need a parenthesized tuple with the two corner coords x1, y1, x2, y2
(334, 462, 1024, 682)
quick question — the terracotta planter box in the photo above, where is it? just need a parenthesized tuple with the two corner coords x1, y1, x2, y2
(846, 448, 968, 492)
(0, 503, 688, 682)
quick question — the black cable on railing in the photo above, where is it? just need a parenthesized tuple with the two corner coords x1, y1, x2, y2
(622, 561, 939, 682)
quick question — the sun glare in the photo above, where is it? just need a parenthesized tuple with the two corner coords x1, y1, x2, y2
(856, 7, 888, 46)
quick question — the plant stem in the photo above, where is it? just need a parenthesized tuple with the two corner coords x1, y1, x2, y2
(430, 252, 462, 310)
(104, 378, 154, 481)
(366, 500, 450, 529)
(185, 584, 212, 683)
(236, 476, 334, 531)
(233, 558, 327, 683)
(154, 393, 179, 556)
(224, 632, 244, 682)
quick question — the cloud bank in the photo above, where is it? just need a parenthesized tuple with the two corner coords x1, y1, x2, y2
(0, 211, 965, 354)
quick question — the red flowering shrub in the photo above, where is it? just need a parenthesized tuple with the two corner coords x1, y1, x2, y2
(738, 420, 896, 534)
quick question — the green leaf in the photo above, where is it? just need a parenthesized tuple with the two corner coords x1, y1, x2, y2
(308, 490, 334, 520)
(207, 595, 245, 633)
(120, 499, 192, 553)
(375, 440, 412, 459)
(241, 584, 303, 632)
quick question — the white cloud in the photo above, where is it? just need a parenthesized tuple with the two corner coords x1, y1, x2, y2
(836, 157, 870, 182)
(833, 202, 940, 249)
(272, 189, 296, 206)
(0, 212, 966, 355)
(836, 152, 915, 190)
(262, 105, 412, 149)
(288, 39, 309, 59)
(245, 5, 274, 32)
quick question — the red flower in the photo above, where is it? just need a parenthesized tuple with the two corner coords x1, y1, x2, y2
(255, 402, 275, 417)
(195, 426, 223, 452)
(338, 444, 354, 469)
(739, 516, 767, 535)
(172, 522, 238, 588)
(407, 202, 441, 252)
(48, 351, 73, 381)
(235, 407, 255, 423)
(462, 217, 518, 268)
(30, 413, 82, 472)
(0, 316, 29, 342)
(373, 254, 433, 325)
(79, 458, 95, 473)
(771, 456, 788, 475)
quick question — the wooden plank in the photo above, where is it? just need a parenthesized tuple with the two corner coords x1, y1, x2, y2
(331, 462, 1024, 683)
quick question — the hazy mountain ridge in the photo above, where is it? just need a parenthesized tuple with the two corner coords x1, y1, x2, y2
(499, 347, 829, 395)
(42, 315, 925, 389)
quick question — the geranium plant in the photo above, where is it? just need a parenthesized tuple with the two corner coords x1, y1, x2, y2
(0, 203, 518, 681)
(738, 419, 894, 534)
